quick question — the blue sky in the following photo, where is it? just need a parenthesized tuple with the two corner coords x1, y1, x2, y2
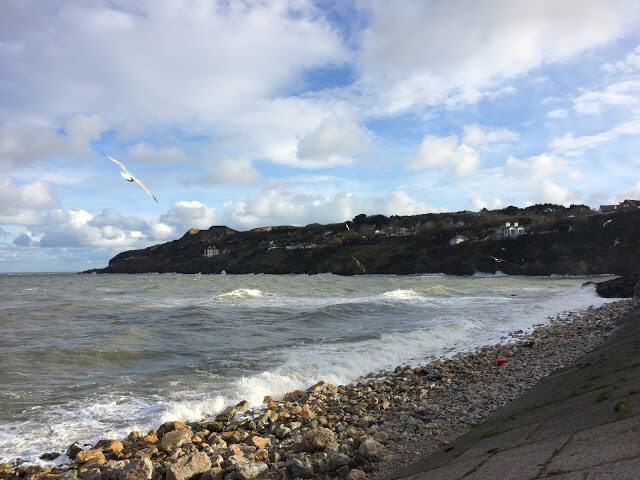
(1, 0, 640, 272)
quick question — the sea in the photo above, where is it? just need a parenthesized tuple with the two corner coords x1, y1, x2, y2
(0, 272, 618, 464)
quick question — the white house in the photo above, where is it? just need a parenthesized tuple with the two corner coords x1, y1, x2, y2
(496, 222, 525, 240)
(449, 234, 468, 245)
(203, 246, 220, 257)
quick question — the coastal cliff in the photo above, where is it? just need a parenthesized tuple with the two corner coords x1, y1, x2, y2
(85, 204, 640, 276)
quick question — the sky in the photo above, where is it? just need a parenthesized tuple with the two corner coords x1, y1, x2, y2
(1, 0, 640, 272)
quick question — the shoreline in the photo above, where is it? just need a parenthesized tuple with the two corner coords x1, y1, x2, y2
(2, 299, 635, 480)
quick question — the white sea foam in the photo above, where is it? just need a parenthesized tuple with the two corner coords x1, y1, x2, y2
(381, 288, 419, 299)
(216, 288, 267, 299)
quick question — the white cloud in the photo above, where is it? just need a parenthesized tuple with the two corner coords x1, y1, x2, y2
(573, 80, 640, 114)
(0, 114, 106, 168)
(461, 124, 518, 147)
(547, 108, 568, 119)
(296, 118, 372, 167)
(408, 135, 479, 175)
(158, 201, 218, 235)
(602, 44, 640, 75)
(506, 154, 566, 180)
(466, 197, 503, 211)
(199, 159, 260, 185)
(222, 188, 435, 230)
(549, 118, 640, 155)
(127, 143, 187, 164)
(357, 0, 640, 113)
(0, 175, 57, 225)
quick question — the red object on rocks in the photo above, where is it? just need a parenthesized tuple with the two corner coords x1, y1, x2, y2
(496, 357, 507, 366)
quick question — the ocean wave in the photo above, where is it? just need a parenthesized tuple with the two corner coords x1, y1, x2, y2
(216, 288, 269, 299)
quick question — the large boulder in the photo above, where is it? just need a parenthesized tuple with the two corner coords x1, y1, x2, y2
(75, 449, 105, 464)
(161, 430, 192, 452)
(166, 452, 212, 480)
(234, 463, 268, 480)
(301, 428, 336, 452)
(595, 273, 640, 298)
(285, 457, 314, 479)
(358, 438, 384, 461)
(117, 457, 154, 480)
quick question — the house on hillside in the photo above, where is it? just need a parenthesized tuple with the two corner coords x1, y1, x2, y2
(203, 246, 220, 257)
(496, 222, 525, 240)
(599, 199, 640, 213)
(449, 234, 468, 246)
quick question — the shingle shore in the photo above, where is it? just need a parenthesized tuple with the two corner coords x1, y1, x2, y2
(1, 299, 635, 480)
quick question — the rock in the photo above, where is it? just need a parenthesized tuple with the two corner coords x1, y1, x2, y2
(161, 430, 192, 452)
(358, 438, 384, 461)
(221, 430, 249, 444)
(39, 452, 61, 461)
(117, 457, 154, 480)
(246, 436, 270, 449)
(326, 453, 350, 472)
(285, 457, 314, 479)
(75, 449, 105, 464)
(234, 463, 268, 480)
(302, 428, 336, 452)
(67, 442, 84, 460)
(254, 449, 269, 463)
(201, 421, 224, 433)
(595, 273, 640, 298)
(166, 452, 211, 480)
(215, 400, 249, 423)
(128, 431, 143, 441)
(95, 440, 124, 455)
(346, 469, 367, 480)
(201, 467, 224, 480)
(60, 470, 78, 480)
(0, 464, 14, 474)
(157, 422, 190, 437)
(275, 425, 291, 439)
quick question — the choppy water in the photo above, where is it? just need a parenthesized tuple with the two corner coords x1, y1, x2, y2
(0, 272, 617, 463)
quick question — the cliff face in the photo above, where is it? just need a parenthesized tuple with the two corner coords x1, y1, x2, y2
(85, 207, 640, 276)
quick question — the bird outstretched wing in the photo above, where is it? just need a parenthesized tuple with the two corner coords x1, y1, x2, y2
(132, 176, 158, 203)
(105, 154, 132, 177)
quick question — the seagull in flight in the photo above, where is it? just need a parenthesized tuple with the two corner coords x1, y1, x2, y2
(603, 219, 613, 228)
(345, 223, 350, 231)
(104, 154, 158, 202)
(490, 256, 506, 263)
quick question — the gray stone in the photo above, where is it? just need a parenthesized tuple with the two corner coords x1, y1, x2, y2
(285, 457, 314, 479)
(234, 463, 268, 480)
(327, 453, 350, 472)
(67, 442, 84, 460)
(346, 469, 367, 480)
(117, 457, 154, 480)
(358, 438, 384, 461)
(166, 452, 212, 480)
(302, 428, 337, 452)
(161, 430, 192, 452)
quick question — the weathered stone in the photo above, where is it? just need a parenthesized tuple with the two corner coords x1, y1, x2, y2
(0, 464, 14, 474)
(206, 435, 227, 450)
(284, 458, 313, 479)
(221, 430, 248, 444)
(157, 422, 190, 437)
(326, 453, 350, 472)
(275, 425, 291, 439)
(95, 440, 124, 455)
(39, 452, 61, 461)
(67, 443, 84, 460)
(254, 449, 269, 463)
(117, 457, 154, 480)
(302, 428, 336, 452)
(75, 449, 105, 464)
(166, 452, 211, 480)
(234, 463, 268, 480)
(160, 430, 192, 452)
(246, 436, 270, 449)
(358, 438, 383, 461)
(201, 421, 224, 433)
(201, 467, 224, 480)
(346, 469, 366, 480)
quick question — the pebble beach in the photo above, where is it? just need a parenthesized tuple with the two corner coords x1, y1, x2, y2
(1, 298, 635, 480)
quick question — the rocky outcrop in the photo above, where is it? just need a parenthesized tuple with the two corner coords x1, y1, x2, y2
(595, 273, 640, 298)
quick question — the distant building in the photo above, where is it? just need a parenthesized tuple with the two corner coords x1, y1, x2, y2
(203, 246, 220, 257)
(449, 234, 468, 245)
(496, 222, 525, 240)
(599, 199, 640, 214)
